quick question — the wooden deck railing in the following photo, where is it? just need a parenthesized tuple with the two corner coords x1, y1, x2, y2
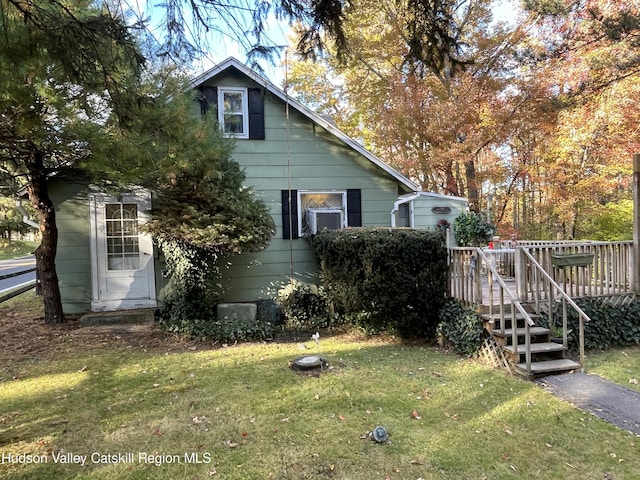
(518, 248, 591, 369)
(448, 240, 631, 373)
(476, 248, 537, 374)
(517, 241, 632, 300)
(449, 240, 633, 306)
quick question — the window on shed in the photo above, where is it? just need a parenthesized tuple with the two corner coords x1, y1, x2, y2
(396, 202, 411, 227)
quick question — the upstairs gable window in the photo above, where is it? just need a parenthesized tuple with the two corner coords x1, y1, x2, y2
(198, 85, 265, 140)
(218, 87, 248, 138)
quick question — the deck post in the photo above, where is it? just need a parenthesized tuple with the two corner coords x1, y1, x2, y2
(514, 247, 526, 302)
(633, 154, 640, 293)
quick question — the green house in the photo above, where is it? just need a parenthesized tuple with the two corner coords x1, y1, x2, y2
(51, 57, 464, 314)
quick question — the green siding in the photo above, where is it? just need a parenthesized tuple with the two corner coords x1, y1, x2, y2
(52, 65, 415, 310)
(201, 70, 406, 302)
(50, 182, 92, 313)
(411, 194, 468, 247)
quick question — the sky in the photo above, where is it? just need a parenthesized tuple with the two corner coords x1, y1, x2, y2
(122, 0, 291, 84)
(122, 0, 521, 87)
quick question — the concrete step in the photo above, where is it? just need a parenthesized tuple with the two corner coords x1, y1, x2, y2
(79, 308, 157, 327)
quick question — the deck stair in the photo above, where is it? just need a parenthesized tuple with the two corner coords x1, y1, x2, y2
(481, 304, 581, 378)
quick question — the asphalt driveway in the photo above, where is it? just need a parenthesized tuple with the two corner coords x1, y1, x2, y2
(538, 373, 640, 436)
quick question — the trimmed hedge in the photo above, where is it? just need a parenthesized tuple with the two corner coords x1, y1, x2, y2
(311, 228, 447, 338)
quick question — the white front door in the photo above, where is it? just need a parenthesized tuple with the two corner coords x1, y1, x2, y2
(90, 191, 156, 311)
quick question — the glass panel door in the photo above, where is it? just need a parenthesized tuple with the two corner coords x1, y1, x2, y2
(105, 203, 140, 270)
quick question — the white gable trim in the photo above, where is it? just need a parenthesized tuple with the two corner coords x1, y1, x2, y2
(191, 57, 421, 193)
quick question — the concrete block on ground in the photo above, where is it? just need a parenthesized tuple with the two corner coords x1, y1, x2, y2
(217, 303, 257, 323)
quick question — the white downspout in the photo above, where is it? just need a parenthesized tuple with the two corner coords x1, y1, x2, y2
(390, 193, 420, 227)
(15, 199, 39, 229)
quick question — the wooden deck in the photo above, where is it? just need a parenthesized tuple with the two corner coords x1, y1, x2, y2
(448, 241, 634, 378)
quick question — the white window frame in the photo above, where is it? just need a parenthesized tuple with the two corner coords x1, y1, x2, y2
(218, 87, 248, 139)
(298, 190, 347, 236)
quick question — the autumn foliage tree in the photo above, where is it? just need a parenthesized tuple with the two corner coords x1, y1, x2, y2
(287, 0, 640, 239)
(288, 0, 534, 212)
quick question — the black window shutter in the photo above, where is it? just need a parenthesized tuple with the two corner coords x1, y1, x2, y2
(199, 86, 217, 116)
(347, 189, 362, 227)
(248, 88, 265, 139)
(281, 189, 299, 239)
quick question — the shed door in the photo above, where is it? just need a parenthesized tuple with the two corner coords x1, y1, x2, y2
(90, 192, 156, 311)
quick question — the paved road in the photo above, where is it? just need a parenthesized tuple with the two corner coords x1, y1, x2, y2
(0, 255, 36, 293)
(538, 373, 640, 436)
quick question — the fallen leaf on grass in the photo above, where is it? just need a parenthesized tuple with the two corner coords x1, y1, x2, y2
(339, 415, 346, 421)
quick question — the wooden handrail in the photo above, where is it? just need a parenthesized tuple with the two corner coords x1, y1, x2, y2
(519, 247, 590, 370)
(476, 248, 536, 374)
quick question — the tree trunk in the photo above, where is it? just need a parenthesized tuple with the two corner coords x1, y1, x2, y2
(27, 155, 65, 324)
(465, 160, 479, 213)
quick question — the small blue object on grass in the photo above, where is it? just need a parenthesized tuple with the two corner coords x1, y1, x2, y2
(371, 426, 388, 443)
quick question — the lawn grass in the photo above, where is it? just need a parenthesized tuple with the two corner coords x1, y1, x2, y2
(586, 346, 640, 393)
(2, 325, 639, 480)
(0, 240, 38, 260)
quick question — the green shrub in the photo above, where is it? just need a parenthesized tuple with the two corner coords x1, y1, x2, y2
(311, 228, 448, 338)
(156, 238, 278, 343)
(453, 211, 496, 247)
(436, 299, 485, 357)
(161, 315, 277, 343)
(560, 297, 640, 351)
(276, 280, 333, 329)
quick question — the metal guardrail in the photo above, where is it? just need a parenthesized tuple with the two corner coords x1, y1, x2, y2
(0, 267, 38, 303)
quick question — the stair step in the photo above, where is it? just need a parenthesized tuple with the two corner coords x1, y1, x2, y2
(492, 327, 550, 337)
(503, 342, 567, 355)
(483, 312, 541, 322)
(515, 359, 581, 376)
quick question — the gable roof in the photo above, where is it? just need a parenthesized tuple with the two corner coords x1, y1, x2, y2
(191, 57, 420, 193)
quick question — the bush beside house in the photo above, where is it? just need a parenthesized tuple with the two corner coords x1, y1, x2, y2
(310, 228, 448, 338)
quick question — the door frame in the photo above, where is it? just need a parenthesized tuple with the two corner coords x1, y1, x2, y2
(89, 189, 157, 311)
